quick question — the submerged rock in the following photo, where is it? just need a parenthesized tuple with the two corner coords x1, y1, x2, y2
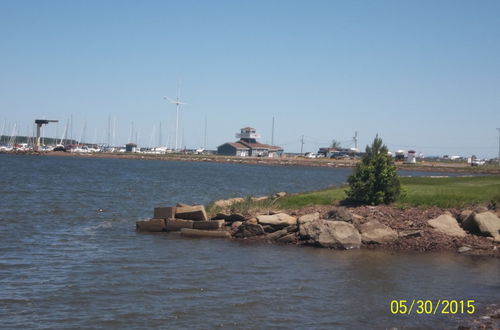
(428, 214, 466, 237)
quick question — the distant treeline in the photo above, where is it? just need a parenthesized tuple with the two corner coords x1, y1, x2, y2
(0, 135, 78, 145)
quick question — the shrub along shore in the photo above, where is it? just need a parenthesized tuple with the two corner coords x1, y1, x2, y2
(137, 176, 500, 257)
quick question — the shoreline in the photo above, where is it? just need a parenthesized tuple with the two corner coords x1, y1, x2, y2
(3, 150, 500, 174)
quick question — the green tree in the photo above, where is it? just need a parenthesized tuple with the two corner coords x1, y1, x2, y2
(346, 135, 401, 205)
(330, 139, 341, 149)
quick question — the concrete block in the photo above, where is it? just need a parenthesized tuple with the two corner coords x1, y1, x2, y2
(136, 218, 165, 232)
(176, 203, 191, 207)
(165, 219, 194, 231)
(154, 206, 176, 219)
(192, 220, 224, 230)
(181, 228, 231, 238)
(175, 205, 208, 221)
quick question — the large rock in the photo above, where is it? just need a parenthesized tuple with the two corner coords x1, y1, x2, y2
(154, 206, 176, 219)
(175, 205, 208, 221)
(428, 214, 466, 237)
(231, 221, 243, 230)
(462, 212, 500, 237)
(457, 210, 473, 223)
(213, 197, 244, 208)
(225, 213, 246, 223)
(276, 233, 297, 244)
(193, 220, 225, 230)
(136, 218, 165, 232)
(233, 222, 265, 238)
(257, 213, 297, 228)
(211, 213, 229, 220)
(165, 219, 194, 231)
(300, 219, 361, 249)
(325, 207, 353, 223)
(298, 213, 320, 226)
(359, 220, 398, 244)
(180, 228, 231, 238)
(266, 229, 288, 241)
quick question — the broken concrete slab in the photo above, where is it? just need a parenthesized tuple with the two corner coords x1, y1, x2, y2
(180, 228, 231, 238)
(165, 219, 194, 231)
(175, 205, 208, 221)
(192, 220, 225, 230)
(136, 218, 166, 232)
(154, 206, 176, 220)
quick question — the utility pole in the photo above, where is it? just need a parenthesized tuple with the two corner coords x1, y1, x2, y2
(300, 135, 304, 155)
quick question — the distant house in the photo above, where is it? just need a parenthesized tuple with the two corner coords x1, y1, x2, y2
(125, 143, 138, 152)
(217, 127, 283, 157)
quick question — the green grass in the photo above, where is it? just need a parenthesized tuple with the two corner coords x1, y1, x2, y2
(206, 175, 500, 215)
(276, 187, 347, 209)
(398, 175, 500, 208)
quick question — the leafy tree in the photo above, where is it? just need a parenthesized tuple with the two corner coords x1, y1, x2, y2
(330, 139, 341, 148)
(346, 135, 401, 205)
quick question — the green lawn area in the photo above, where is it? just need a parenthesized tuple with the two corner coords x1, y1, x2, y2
(398, 175, 500, 208)
(275, 175, 500, 210)
(207, 175, 500, 215)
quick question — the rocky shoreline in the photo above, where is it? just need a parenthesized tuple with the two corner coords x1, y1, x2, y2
(4, 150, 500, 174)
(136, 197, 500, 258)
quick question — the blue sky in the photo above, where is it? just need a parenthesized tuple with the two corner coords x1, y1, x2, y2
(0, 0, 499, 157)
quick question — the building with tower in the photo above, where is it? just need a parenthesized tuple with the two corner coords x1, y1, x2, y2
(217, 127, 283, 157)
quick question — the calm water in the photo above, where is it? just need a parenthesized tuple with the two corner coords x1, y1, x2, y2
(0, 154, 498, 329)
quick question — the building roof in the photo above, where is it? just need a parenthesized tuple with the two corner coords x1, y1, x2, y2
(239, 140, 283, 151)
(224, 142, 250, 150)
(240, 127, 256, 131)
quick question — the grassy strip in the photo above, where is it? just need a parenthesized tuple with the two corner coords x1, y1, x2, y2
(398, 175, 500, 208)
(207, 176, 500, 215)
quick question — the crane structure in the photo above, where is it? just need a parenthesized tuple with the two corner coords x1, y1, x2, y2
(35, 119, 58, 151)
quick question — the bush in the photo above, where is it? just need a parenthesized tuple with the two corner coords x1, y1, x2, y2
(346, 136, 401, 205)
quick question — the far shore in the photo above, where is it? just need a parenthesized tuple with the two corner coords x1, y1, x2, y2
(3, 150, 500, 174)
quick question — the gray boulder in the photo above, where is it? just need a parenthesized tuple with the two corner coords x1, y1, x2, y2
(276, 233, 297, 244)
(428, 214, 466, 237)
(225, 213, 246, 223)
(233, 222, 265, 238)
(325, 207, 353, 222)
(300, 219, 361, 249)
(359, 220, 398, 244)
(298, 213, 320, 227)
(462, 212, 500, 237)
(257, 213, 297, 228)
(457, 210, 473, 223)
(266, 229, 288, 241)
